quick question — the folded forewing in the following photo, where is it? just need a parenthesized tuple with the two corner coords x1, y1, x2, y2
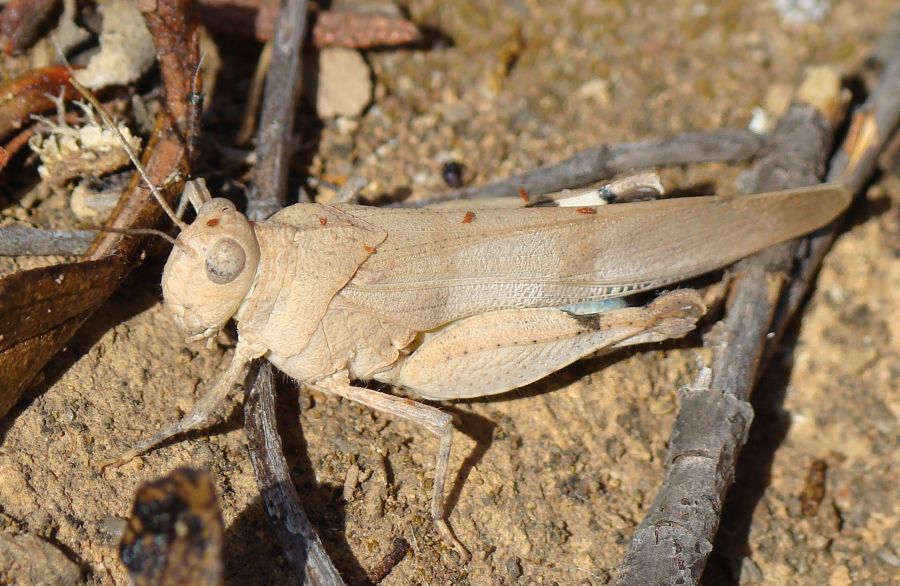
(334, 184, 849, 330)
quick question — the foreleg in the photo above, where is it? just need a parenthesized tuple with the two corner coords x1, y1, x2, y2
(99, 340, 266, 469)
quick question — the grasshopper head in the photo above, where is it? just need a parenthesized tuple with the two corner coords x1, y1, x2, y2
(161, 198, 260, 341)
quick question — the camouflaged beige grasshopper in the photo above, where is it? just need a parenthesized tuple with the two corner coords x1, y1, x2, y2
(96, 169, 850, 555)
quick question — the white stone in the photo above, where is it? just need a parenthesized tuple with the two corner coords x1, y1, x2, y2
(314, 48, 372, 119)
(748, 107, 773, 134)
(575, 78, 611, 106)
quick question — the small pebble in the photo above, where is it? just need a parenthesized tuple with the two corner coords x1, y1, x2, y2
(311, 48, 372, 118)
(506, 556, 523, 578)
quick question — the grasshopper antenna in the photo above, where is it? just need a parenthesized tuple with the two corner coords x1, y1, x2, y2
(52, 38, 189, 232)
(91, 225, 181, 246)
(186, 51, 206, 164)
(66, 75, 189, 231)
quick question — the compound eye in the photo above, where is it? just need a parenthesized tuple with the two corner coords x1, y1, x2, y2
(205, 237, 245, 284)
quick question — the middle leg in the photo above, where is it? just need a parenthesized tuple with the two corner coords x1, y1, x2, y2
(312, 373, 468, 560)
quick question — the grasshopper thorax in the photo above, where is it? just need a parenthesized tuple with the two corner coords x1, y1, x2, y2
(161, 198, 261, 341)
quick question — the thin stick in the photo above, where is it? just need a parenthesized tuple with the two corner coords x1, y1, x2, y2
(616, 47, 900, 580)
(244, 362, 345, 586)
(92, 225, 179, 245)
(236, 40, 273, 146)
(773, 40, 900, 335)
(408, 128, 764, 206)
(186, 52, 206, 166)
(246, 0, 306, 219)
(0, 226, 93, 256)
(0, 224, 183, 256)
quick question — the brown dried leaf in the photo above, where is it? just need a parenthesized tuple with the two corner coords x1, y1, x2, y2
(0, 257, 127, 353)
(0, 255, 127, 418)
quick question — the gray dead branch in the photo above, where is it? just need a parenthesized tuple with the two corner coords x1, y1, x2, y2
(775, 40, 900, 344)
(241, 0, 344, 584)
(616, 44, 900, 586)
(245, 362, 345, 586)
(0, 226, 92, 256)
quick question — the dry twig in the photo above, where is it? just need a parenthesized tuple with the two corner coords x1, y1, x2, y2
(0, 66, 80, 140)
(0, 226, 93, 256)
(245, 0, 305, 220)
(774, 41, 900, 336)
(245, 363, 345, 585)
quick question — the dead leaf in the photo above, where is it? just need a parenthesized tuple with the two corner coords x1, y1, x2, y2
(0, 255, 128, 418)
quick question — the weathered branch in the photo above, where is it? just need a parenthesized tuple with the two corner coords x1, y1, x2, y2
(618, 46, 900, 580)
(244, 362, 345, 585)
(0, 226, 92, 256)
(245, 0, 307, 220)
(616, 73, 844, 585)
(241, 0, 343, 583)
(774, 41, 900, 335)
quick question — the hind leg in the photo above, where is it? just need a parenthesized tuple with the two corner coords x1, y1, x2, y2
(383, 289, 706, 400)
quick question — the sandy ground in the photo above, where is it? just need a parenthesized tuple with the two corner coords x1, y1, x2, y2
(0, 1, 897, 584)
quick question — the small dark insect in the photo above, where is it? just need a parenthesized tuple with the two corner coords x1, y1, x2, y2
(186, 62, 205, 165)
(576, 207, 598, 215)
(441, 160, 464, 188)
(518, 187, 529, 203)
(462, 211, 476, 224)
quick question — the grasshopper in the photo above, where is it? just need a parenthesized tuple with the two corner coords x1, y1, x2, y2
(97, 171, 850, 554)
